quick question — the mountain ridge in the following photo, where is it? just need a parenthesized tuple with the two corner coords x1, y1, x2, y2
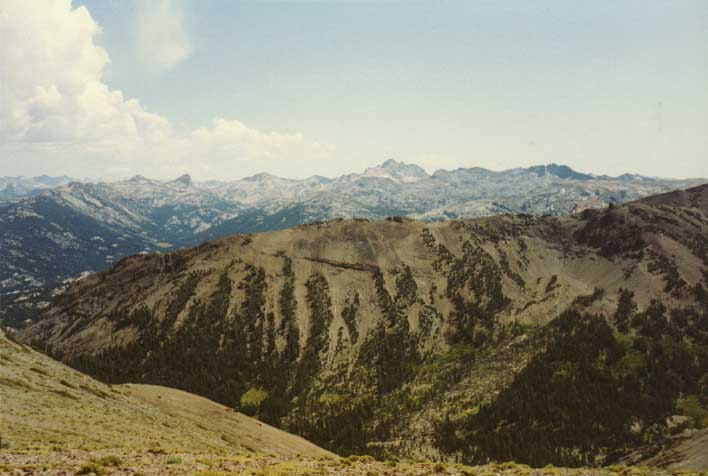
(19, 183, 708, 466)
(2, 160, 701, 196)
(1, 161, 704, 327)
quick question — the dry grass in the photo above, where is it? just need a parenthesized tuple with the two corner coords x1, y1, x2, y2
(1, 451, 706, 476)
(0, 330, 331, 459)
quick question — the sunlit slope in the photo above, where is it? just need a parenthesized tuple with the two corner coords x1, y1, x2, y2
(0, 330, 331, 458)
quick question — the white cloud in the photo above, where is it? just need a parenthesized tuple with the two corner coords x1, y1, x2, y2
(133, 0, 193, 72)
(0, 0, 171, 146)
(186, 119, 335, 176)
(0, 0, 334, 179)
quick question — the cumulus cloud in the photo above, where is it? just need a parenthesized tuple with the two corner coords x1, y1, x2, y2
(186, 119, 335, 176)
(133, 0, 193, 72)
(116, 119, 335, 179)
(0, 0, 334, 179)
(0, 0, 170, 146)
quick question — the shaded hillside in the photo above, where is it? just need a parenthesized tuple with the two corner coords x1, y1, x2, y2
(4, 331, 700, 476)
(19, 184, 708, 466)
(637, 182, 708, 211)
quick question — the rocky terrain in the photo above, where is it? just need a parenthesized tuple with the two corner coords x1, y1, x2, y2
(1, 161, 703, 327)
(0, 176, 72, 203)
(17, 183, 708, 468)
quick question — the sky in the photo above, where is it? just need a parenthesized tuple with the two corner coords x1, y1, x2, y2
(0, 0, 706, 180)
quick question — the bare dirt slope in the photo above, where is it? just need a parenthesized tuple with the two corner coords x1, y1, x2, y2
(638, 429, 708, 471)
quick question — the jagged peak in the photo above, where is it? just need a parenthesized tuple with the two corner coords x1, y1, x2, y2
(363, 159, 429, 183)
(168, 174, 192, 188)
(526, 164, 593, 181)
(381, 158, 403, 168)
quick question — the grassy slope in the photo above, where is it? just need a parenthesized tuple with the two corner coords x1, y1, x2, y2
(0, 329, 330, 459)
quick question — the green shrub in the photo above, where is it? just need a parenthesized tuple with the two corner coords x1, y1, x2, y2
(75, 455, 122, 475)
(0, 436, 12, 449)
(166, 456, 182, 465)
(240, 387, 269, 409)
(344, 454, 375, 464)
(94, 455, 122, 467)
(75, 462, 105, 475)
(677, 395, 708, 428)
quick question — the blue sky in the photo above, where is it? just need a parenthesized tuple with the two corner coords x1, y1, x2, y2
(1, 0, 706, 179)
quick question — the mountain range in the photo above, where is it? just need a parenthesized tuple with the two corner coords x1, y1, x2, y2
(18, 182, 708, 467)
(0, 175, 73, 203)
(1, 161, 704, 327)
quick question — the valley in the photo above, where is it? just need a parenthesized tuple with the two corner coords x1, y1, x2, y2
(1, 323, 706, 475)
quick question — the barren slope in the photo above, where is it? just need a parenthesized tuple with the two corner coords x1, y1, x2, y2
(639, 429, 708, 471)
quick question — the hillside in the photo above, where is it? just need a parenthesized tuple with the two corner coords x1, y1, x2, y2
(637, 429, 708, 470)
(637, 182, 708, 210)
(0, 329, 330, 459)
(5, 329, 700, 475)
(2, 161, 703, 327)
(18, 184, 708, 467)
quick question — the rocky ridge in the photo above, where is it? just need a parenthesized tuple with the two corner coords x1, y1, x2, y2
(1, 162, 703, 327)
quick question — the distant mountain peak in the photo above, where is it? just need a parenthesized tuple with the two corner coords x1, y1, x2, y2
(242, 172, 281, 182)
(381, 158, 403, 168)
(129, 175, 150, 183)
(527, 164, 593, 181)
(618, 173, 654, 182)
(168, 174, 192, 188)
(364, 159, 429, 183)
(304, 174, 332, 184)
